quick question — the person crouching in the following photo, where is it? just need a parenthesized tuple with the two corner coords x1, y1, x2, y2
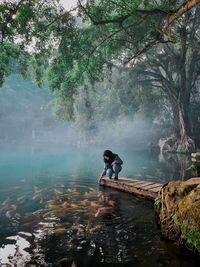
(98, 150, 123, 183)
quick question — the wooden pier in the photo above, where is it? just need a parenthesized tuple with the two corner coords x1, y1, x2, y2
(99, 177, 164, 201)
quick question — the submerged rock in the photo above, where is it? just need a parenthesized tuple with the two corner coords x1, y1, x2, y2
(154, 178, 200, 255)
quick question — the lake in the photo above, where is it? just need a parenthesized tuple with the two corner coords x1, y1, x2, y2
(0, 144, 197, 266)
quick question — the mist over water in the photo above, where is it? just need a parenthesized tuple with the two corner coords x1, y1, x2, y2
(0, 76, 196, 266)
(0, 73, 162, 149)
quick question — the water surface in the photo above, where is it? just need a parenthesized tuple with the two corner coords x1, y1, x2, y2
(0, 144, 197, 266)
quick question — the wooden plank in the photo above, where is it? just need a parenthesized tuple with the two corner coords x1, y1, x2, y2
(132, 182, 155, 188)
(116, 178, 141, 183)
(142, 183, 163, 190)
(126, 181, 150, 186)
(117, 179, 141, 183)
(149, 186, 163, 192)
(100, 176, 164, 201)
(104, 177, 139, 183)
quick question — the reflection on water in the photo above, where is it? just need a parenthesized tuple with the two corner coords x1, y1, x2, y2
(0, 145, 197, 266)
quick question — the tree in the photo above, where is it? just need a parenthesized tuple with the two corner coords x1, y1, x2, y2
(46, 0, 200, 151)
(130, 6, 200, 152)
(0, 0, 75, 86)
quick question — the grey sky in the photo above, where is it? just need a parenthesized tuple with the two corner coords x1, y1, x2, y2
(59, 0, 77, 10)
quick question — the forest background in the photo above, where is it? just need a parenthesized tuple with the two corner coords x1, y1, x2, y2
(0, 0, 200, 152)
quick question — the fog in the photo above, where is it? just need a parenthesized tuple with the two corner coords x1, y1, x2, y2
(0, 74, 78, 147)
(0, 73, 160, 150)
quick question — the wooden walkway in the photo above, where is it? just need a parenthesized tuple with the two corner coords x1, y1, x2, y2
(99, 177, 163, 201)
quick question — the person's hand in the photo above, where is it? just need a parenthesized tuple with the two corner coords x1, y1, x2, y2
(98, 176, 103, 184)
(112, 160, 116, 165)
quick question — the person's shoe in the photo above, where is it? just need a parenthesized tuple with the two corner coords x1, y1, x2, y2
(109, 177, 112, 179)
(114, 177, 118, 180)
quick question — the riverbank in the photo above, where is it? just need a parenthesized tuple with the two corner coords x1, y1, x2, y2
(154, 177, 200, 256)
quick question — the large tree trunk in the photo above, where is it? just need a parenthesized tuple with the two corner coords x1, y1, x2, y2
(173, 23, 195, 153)
(170, 91, 195, 153)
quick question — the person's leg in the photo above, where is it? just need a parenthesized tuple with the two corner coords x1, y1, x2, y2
(113, 164, 122, 180)
(106, 168, 114, 179)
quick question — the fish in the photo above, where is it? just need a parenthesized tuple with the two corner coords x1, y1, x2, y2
(2, 198, 10, 206)
(6, 210, 13, 218)
(32, 194, 41, 200)
(85, 221, 91, 232)
(90, 201, 100, 208)
(71, 225, 83, 232)
(71, 261, 76, 267)
(54, 228, 68, 234)
(11, 204, 17, 211)
(62, 202, 68, 208)
(70, 204, 79, 209)
(108, 200, 115, 206)
(49, 204, 61, 210)
(89, 225, 103, 232)
(89, 187, 95, 192)
(0, 199, 9, 212)
(17, 196, 25, 202)
(15, 213, 21, 217)
(79, 200, 87, 206)
(98, 195, 105, 202)
(95, 207, 113, 217)
(20, 179, 25, 183)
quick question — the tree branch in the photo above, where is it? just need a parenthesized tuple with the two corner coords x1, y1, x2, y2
(77, 0, 173, 26)
(125, 0, 200, 63)
(0, 0, 27, 44)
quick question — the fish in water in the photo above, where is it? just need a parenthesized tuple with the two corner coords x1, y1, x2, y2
(54, 228, 68, 234)
(17, 196, 25, 202)
(62, 202, 68, 208)
(95, 207, 114, 218)
(6, 210, 13, 218)
(11, 204, 17, 211)
(108, 200, 115, 206)
(70, 203, 79, 209)
(90, 201, 100, 208)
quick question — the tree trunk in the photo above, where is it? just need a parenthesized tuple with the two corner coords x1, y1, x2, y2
(176, 94, 195, 152)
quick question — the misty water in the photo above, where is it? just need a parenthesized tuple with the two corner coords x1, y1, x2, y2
(0, 144, 197, 266)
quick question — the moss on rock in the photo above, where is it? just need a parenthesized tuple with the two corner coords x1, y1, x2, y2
(154, 178, 200, 254)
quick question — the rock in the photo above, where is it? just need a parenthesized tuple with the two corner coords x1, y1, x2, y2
(154, 178, 200, 255)
(158, 135, 195, 154)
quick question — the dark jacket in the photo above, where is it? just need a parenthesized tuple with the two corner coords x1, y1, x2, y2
(101, 154, 123, 176)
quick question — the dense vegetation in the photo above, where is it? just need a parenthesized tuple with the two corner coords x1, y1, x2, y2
(0, 0, 200, 150)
